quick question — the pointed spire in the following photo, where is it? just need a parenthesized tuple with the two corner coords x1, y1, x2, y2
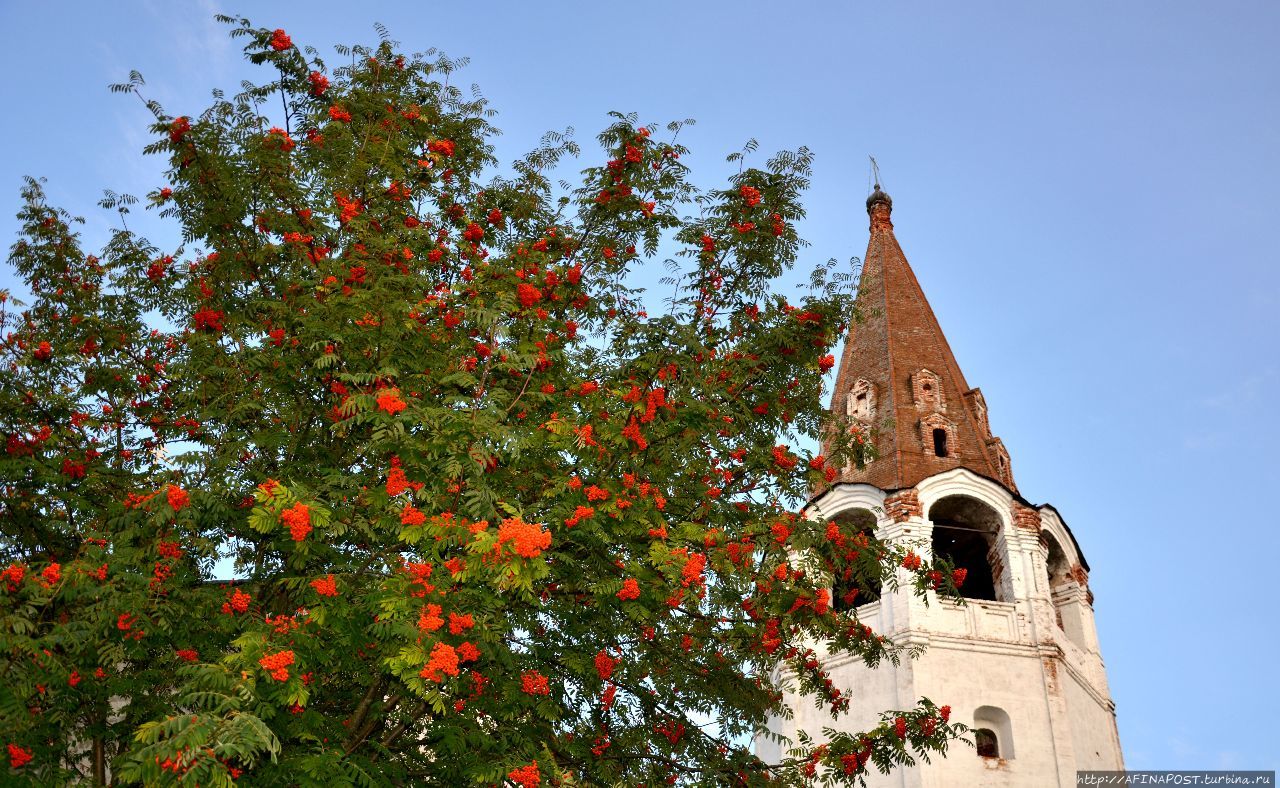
(824, 189, 1017, 492)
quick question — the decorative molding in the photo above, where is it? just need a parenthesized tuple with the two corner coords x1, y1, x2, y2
(966, 388, 990, 436)
(921, 412, 959, 459)
(916, 468, 1015, 532)
(912, 368, 945, 412)
(987, 437, 1015, 488)
(846, 377, 876, 423)
(807, 483, 886, 523)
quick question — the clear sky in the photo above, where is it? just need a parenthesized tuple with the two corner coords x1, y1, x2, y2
(3, 0, 1277, 774)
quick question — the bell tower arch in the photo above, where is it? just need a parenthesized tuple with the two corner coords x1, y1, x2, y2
(760, 189, 1123, 785)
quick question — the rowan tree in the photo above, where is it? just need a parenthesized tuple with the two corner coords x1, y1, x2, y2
(0, 18, 969, 786)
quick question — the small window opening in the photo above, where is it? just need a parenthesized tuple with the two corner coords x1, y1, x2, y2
(932, 428, 949, 457)
(975, 728, 999, 758)
(974, 705, 1015, 759)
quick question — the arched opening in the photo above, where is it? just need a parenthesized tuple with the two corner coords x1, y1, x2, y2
(974, 705, 1014, 759)
(830, 508, 880, 612)
(929, 495, 1004, 602)
(1043, 532, 1088, 645)
(1044, 533, 1070, 590)
(932, 428, 949, 457)
(1044, 533, 1071, 630)
(974, 728, 999, 758)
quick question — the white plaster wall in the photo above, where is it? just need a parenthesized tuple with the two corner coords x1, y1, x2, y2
(758, 471, 1124, 784)
(911, 642, 1065, 787)
(755, 602, 908, 770)
(1063, 669, 1125, 771)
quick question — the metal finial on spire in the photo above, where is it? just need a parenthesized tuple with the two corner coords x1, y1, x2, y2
(866, 156, 892, 215)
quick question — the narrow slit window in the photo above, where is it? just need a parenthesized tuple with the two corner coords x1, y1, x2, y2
(932, 428, 949, 457)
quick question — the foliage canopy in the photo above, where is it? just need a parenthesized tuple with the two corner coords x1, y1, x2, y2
(1, 18, 967, 786)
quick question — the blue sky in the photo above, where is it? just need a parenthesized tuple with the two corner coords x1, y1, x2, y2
(3, 0, 1277, 773)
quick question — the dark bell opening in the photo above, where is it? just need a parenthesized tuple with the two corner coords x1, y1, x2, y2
(931, 523, 998, 601)
(831, 509, 880, 612)
(833, 567, 880, 612)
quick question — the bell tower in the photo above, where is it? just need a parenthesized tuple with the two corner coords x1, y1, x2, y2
(758, 188, 1124, 785)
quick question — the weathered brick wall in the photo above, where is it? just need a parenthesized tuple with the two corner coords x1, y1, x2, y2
(883, 489, 921, 522)
(822, 194, 1018, 495)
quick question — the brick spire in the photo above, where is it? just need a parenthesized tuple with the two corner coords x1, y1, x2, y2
(825, 187, 1017, 491)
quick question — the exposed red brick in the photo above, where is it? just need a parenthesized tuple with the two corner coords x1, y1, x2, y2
(1042, 657, 1061, 693)
(987, 541, 1006, 591)
(1069, 563, 1089, 587)
(1013, 504, 1041, 531)
(883, 489, 921, 522)
(869, 199, 894, 233)
(823, 190, 1015, 493)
